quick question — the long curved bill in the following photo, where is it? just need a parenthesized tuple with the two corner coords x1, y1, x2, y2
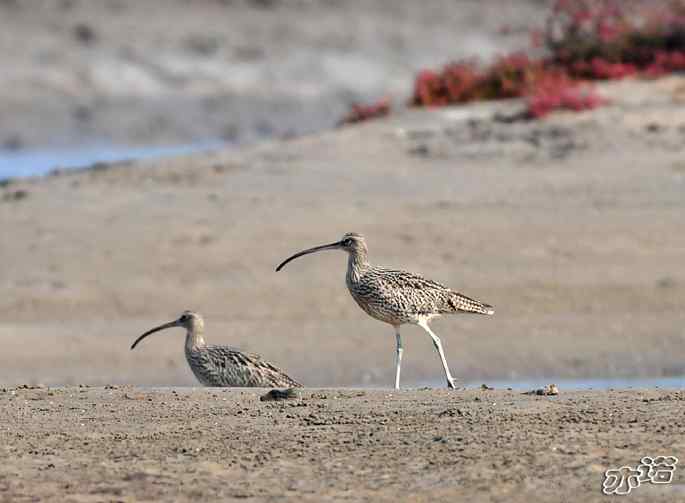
(130, 320, 180, 350)
(275, 241, 342, 271)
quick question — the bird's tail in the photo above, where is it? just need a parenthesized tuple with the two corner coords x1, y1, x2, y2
(447, 291, 495, 315)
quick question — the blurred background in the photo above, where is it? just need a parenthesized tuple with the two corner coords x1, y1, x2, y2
(0, 0, 683, 389)
(0, 0, 542, 175)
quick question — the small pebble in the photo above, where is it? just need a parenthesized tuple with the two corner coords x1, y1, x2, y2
(260, 388, 299, 402)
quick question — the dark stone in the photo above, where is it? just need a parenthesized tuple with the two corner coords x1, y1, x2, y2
(260, 388, 299, 401)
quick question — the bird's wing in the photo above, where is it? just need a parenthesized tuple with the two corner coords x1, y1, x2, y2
(361, 267, 451, 315)
(205, 346, 302, 387)
(365, 267, 493, 315)
(374, 267, 450, 291)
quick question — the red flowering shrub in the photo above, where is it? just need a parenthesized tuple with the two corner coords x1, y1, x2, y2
(410, 0, 685, 118)
(546, 0, 685, 75)
(337, 97, 391, 126)
(342, 0, 685, 123)
(527, 77, 606, 118)
(411, 54, 544, 107)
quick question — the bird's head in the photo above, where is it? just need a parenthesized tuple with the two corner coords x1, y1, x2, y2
(176, 310, 204, 331)
(338, 232, 367, 254)
(276, 232, 367, 271)
(130, 310, 204, 350)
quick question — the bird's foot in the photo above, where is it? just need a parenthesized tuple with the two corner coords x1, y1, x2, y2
(446, 378, 464, 390)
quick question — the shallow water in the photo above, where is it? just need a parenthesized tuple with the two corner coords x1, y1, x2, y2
(141, 376, 684, 390)
(459, 375, 685, 391)
(0, 141, 223, 179)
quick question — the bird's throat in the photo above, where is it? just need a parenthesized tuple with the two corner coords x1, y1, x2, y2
(185, 328, 207, 352)
(346, 252, 368, 284)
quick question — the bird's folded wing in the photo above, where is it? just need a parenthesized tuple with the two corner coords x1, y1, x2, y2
(207, 345, 296, 380)
(362, 268, 453, 315)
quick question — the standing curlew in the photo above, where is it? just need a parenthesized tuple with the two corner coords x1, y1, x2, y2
(130, 311, 301, 388)
(276, 233, 493, 389)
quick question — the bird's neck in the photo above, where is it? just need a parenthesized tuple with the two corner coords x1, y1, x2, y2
(346, 249, 369, 283)
(185, 327, 207, 353)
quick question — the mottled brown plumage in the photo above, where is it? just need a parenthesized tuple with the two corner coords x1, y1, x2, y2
(277, 233, 493, 389)
(131, 311, 301, 388)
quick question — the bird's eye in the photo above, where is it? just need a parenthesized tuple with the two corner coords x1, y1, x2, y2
(343, 239, 352, 247)
(180, 314, 188, 321)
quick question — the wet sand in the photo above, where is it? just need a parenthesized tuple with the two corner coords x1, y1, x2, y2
(1, 386, 682, 502)
(2, 77, 685, 387)
(2, 1, 681, 389)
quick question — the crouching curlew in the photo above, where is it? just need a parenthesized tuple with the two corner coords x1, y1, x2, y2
(131, 311, 301, 388)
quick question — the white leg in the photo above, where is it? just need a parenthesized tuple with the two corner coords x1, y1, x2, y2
(417, 319, 458, 389)
(394, 326, 403, 390)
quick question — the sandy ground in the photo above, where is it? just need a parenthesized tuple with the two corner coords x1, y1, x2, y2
(0, 386, 683, 502)
(0, 0, 544, 149)
(1, 76, 685, 388)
